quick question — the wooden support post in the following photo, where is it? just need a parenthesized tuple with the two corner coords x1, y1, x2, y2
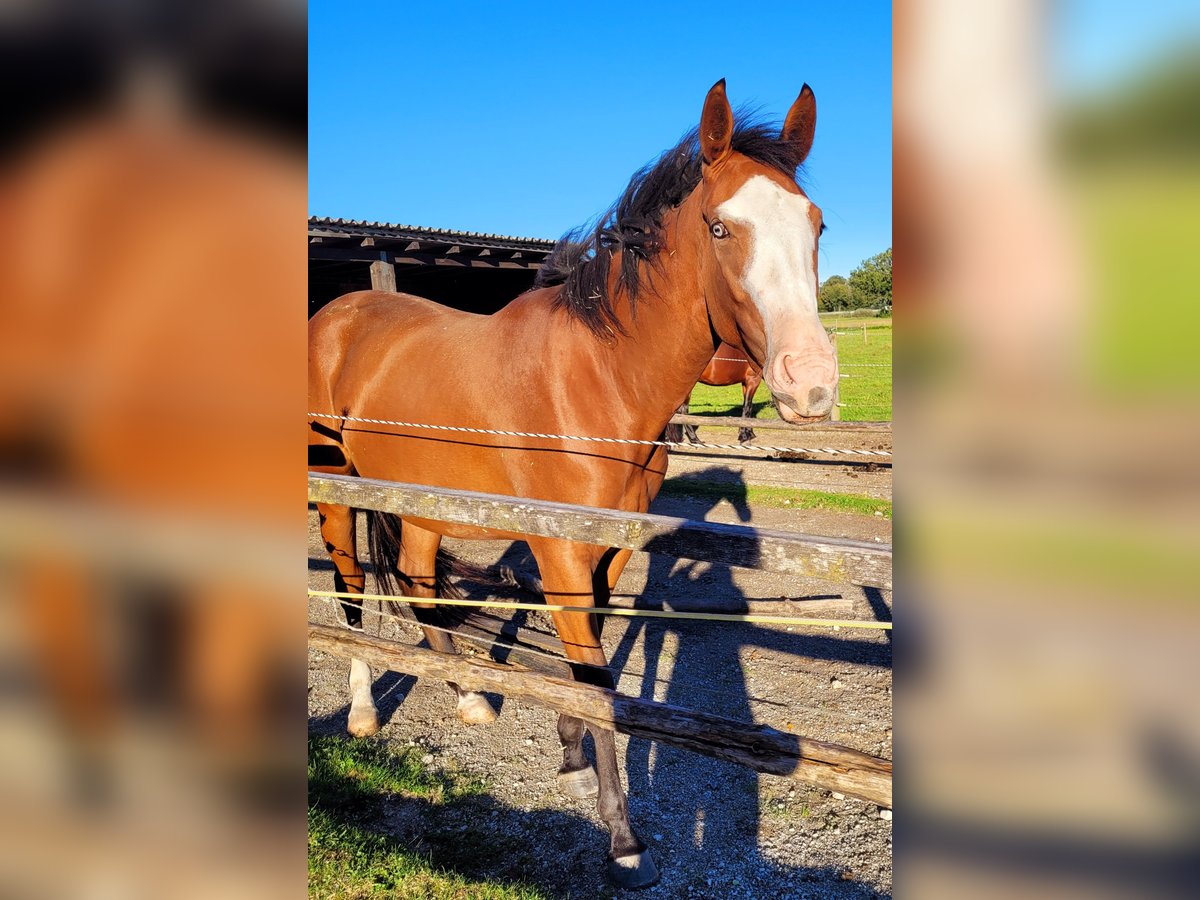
(369, 258, 397, 293)
(830, 329, 841, 421)
(863, 323, 868, 344)
(309, 624, 893, 807)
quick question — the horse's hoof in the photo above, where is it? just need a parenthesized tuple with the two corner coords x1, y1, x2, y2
(456, 692, 498, 726)
(347, 706, 380, 738)
(556, 766, 599, 799)
(606, 849, 659, 889)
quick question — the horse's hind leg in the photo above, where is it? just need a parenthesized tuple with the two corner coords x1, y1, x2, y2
(679, 396, 700, 444)
(316, 502, 379, 738)
(739, 370, 761, 442)
(399, 525, 497, 726)
(534, 541, 657, 889)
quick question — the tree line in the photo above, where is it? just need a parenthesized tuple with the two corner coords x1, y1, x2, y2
(819, 248, 891, 313)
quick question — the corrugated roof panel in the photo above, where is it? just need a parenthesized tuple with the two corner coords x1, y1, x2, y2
(307, 216, 556, 251)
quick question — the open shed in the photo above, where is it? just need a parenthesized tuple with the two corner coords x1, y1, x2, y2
(308, 217, 556, 317)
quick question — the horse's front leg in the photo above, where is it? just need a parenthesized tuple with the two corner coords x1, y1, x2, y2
(533, 541, 658, 889)
(552, 544, 634, 800)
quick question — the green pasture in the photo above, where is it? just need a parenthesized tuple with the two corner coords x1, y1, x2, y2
(659, 478, 891, 518)
(309, 736, 547, 899)
(1072, 167, 1200, 391)
(818, 310, 891, 326)
(687, 322, 892, 422)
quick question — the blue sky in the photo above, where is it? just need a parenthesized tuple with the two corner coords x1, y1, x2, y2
(310, 3, 891, 280)
(1054, 0, 1200, 96)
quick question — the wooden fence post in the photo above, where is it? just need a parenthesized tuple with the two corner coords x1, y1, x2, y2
(830, 328, 841, 421)
(369, 256, 397, 292)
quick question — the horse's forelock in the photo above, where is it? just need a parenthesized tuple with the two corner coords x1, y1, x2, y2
(549, 111, 803, 338)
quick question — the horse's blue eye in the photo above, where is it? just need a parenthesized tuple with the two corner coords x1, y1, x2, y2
(710, 221, 728, 239)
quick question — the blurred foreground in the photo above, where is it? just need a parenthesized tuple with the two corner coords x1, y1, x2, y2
(0, 3, 306, 897)
(5, 2, 1200, 897)
(897, 2, 1200, 897)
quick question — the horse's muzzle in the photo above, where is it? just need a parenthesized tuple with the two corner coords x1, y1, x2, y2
(766, 347, 837, 419)
(772, 385, 835, 422)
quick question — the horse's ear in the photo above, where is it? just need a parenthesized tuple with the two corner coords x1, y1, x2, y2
(781, 83, 816, 166)
(700, 78, 733, 166)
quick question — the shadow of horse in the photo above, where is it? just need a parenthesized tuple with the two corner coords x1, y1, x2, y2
(307, 721, 884, 899)
(604, 467, 891, 895)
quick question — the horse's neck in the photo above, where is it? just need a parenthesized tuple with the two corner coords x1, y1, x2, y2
(602, 203, 718, 424)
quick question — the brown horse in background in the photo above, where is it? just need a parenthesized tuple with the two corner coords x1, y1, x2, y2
(308, 79, 836, 887)
(672, 342, 764, 443)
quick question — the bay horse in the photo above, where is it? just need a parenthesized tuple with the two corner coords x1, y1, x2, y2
(671, 342, 763, 444)
(308, 78, 836, 887)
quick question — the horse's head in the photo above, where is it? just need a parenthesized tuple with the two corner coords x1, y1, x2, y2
(692, 80, 837, 422)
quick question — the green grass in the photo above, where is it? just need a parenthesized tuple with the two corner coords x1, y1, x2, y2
(308, 735, 547, 900)
(660, 478, 891, 518)
(688, 323, 891, 422)
(1071, 167, 1200, 391)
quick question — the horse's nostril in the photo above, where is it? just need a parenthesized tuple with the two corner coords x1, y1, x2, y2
(808, 386, 830, 407)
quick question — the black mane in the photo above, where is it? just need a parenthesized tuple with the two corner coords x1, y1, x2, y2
(534, 113, 804, 338)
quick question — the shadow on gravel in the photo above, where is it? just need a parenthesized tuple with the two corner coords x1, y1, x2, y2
(308, 732, 612, 898)
(643, 469, 892, 669)
(307, 723, 873, 899)
(600, 467, 890, 896)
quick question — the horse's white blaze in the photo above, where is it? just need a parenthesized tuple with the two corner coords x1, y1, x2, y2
(715, 175, 821, 359)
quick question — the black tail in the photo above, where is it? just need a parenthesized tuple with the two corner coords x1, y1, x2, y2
(365, 509, 504, 629)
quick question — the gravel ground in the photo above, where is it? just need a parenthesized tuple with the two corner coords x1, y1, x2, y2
(666, 425, 892, 499)
(308, 456, 892, 899)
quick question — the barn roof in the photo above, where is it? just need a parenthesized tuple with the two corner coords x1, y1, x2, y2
(308, 216, 556, 261)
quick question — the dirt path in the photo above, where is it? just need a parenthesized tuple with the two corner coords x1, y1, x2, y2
(667, 426, 892, 499)
(308, 454, 892, 898)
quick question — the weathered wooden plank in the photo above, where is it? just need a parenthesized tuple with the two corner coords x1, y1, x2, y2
(308, 473, 892, 590)
(443, 596, 857, 673)
(669, 413, 891, 433)
(368, 259, 396, 292)
(607, 595, 855, 616)
(487, 561, 855, 617)
(310, 624, 892, 807)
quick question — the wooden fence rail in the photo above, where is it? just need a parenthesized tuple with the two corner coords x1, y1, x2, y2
(308, 473, 892, 590)
(311, 624, 892, 808)
(668, 413, 891, 434)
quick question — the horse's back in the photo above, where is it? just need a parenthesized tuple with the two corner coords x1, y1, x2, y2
(309, 289, 478, 398)
(310, 290, 479, 351)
